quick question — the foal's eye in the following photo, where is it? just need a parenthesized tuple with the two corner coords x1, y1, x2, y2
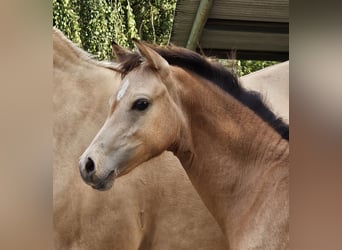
(131, 98, 150, 111)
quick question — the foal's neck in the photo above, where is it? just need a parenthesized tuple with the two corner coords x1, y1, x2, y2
(174, 69, 287, 169)
(171, 69, 289, 246)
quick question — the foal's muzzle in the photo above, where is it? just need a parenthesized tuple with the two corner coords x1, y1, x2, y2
(79, 157, 96, 183)
(79, 156, 115, 190)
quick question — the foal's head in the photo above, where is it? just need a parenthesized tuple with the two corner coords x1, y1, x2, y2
(79, 41, 185, 190)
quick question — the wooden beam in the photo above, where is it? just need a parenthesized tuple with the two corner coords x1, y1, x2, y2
(205, 19, 289, 34)
(200, 29, 289, 52)
(186, 0, 214, 50)
(199, 48, 289, 61)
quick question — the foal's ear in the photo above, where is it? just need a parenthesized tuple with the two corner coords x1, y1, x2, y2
(133, 39, 169, 77)
(112, 41, 132, 62)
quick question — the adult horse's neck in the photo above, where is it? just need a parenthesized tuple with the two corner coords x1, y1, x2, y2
(170, 67, 289, 249)
(53, 29, 120, 195)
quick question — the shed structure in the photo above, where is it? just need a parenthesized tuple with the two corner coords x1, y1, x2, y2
(170, 0, 289, 61)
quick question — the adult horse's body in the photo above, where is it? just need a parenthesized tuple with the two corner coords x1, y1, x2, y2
(240, 61, 289, 122)
(79, 41, 289, 249)
(53, 28, 227, 249)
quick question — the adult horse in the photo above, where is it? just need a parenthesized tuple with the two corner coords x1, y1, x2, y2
(53, 28, 227, 249)
(79, 41, 289, 249)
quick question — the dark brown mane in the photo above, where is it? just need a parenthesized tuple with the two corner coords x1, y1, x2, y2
(116, 52, 142, 78)
(119, 44, 289, 140)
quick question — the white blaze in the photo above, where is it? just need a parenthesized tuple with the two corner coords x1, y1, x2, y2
(116, 79, 130, 100)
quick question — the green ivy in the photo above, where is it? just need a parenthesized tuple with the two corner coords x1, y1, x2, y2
(237, 60, 279, 76)
(53, 0, 176, 60)
(53, 0, 81, 45)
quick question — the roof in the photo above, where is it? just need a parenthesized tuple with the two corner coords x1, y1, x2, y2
(170, 0, 289, 61)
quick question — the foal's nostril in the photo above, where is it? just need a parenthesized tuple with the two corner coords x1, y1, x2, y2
(85, 157, 95, 174)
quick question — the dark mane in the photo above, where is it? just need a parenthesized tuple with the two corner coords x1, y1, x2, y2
(119, 44, 289, 140)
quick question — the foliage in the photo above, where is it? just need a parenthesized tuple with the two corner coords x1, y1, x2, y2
(217, 59, 279, 77)
(236, 60, 279, 76)
(53, 0, 81, 44)
(53, 0, 176, 60)
(53, 0, 279, 73)
(77, 0, 115, 59)
(130, 0, 176, 45)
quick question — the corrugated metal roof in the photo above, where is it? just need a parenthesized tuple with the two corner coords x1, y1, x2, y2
(170, 0, 289, 60)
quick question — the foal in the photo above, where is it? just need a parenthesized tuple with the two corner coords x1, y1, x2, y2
(79, 41, 289, 249)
